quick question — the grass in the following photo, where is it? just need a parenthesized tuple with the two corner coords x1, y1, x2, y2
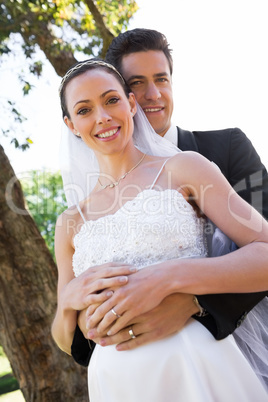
(0, 347, 24, 401)
(0, 349, 12, 377)
(0, 390, 25, 401)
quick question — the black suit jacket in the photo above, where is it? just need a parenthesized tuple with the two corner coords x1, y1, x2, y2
(71, 126, 268, 366)
(177, 126, 268, 339)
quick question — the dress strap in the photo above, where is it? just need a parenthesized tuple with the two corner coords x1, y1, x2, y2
(149, 158, 170, 190)
(76, 204, 87, 224)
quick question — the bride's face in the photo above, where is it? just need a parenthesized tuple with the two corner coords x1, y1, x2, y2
(64, 68, 137, 156)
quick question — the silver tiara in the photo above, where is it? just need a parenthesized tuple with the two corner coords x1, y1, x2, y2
(58, 59, 125, 95)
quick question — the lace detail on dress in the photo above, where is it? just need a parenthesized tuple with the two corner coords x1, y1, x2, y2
(73, 189, 207, 277)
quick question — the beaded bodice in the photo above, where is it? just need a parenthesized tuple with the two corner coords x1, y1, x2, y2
(72, 189, 207, 277)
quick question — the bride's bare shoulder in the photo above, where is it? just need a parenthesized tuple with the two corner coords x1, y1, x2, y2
(167, 151, 210, 169)
(166, 151, 221, 187)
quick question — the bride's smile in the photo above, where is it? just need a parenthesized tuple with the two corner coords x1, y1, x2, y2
(95, 127, 120, 140)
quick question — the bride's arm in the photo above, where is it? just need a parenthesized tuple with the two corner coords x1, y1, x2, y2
(161, 152, 268, 295)
(86, 152, 268, 335)
(51, 213, 80, 355)
(51, 211, 134, 354)
(174, 152, 268, 294)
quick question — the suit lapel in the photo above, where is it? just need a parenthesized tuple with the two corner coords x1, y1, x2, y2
(177, 127, 199, 152)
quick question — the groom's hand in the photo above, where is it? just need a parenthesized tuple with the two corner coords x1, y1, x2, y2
(84, 293, 199, 350)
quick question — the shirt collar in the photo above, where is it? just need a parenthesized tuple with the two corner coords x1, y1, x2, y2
(163, 123, 177, 146)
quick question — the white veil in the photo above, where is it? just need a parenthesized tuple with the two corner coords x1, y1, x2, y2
(60, 103, 180, 207)
(59, 92, 268, 392)
(211, 233, 268, 392)
(233, 299, 268, 391)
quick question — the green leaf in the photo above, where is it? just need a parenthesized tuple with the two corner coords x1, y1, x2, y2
(22, 81, 32, 95)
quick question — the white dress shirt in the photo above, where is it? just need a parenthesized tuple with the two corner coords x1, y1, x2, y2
(163, 123, 178, 147)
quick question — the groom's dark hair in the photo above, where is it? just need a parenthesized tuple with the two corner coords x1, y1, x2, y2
(105, 28, 173, 76)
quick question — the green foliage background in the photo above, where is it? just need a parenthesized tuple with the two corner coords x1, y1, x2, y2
(21, 171, 67, 258)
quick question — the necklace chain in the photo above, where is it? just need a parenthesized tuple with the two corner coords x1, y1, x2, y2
(98, 153, 146, 190)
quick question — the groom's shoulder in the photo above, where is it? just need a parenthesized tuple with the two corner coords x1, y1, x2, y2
(176, 126, 247, 151)
(193, 127, 245, 140)
(178, 126, 244, 139)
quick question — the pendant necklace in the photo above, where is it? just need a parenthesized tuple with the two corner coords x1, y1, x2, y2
(98, 153, 146, 190)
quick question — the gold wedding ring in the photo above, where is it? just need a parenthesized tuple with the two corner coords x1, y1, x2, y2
(111, 308, 121, 318)
(129, 327, 136, 339)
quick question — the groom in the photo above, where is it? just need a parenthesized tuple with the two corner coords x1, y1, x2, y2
(71, 28, 268, 366)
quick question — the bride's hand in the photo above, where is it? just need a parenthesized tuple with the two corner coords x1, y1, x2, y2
(86, 293, 198, 349)
(62, 262, 136, 312)
(78, 298, 108, 338)
(86, 262, 173, 335)
(78, 286, 121, 337)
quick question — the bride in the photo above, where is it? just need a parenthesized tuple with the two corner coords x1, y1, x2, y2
(51, 59, 268, 401)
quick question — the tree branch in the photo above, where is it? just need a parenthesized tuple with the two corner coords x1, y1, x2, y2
(83, 0, 115, 57)
(21, 15, 77, 77)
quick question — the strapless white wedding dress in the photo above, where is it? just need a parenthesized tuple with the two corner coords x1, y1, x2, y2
(73, 188, 267, 402)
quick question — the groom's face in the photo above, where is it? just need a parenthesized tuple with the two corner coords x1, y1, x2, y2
(120, 50, 173, 137)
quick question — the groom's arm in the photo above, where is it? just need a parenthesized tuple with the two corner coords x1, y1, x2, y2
(71, 293, 199, 366)
(195, 291, 268, 339)
(196, 127, 268, 338)
(71, 289, 268, 368)
(71, 326, 95, 367)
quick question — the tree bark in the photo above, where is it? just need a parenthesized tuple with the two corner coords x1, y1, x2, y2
(0, 144, 88, 401)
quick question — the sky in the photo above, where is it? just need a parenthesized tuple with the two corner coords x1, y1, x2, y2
(1, 0, 268, 179)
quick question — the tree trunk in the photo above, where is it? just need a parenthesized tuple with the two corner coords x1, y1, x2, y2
(0, 145, 88, 401)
